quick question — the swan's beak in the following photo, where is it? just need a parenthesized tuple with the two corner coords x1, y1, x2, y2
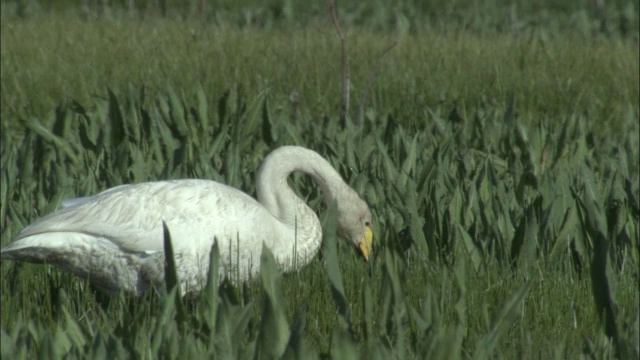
(358, 225, 373, 261)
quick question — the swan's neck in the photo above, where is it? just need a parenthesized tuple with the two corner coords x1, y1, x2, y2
(256, 147, 347, 268)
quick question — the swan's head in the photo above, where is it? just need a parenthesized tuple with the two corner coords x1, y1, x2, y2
(337, 195, 373, 261)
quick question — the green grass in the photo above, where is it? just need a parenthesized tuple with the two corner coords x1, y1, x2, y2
(1, 3, 639, 359)
(1, 12, 637, 132)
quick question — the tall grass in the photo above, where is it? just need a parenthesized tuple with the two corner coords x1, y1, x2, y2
(1, 4, 639, 359)
(1, 13, 637, 133)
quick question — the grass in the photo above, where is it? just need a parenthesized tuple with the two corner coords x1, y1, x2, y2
(1, 2, 639, 359)
(1, 12, 637, 132)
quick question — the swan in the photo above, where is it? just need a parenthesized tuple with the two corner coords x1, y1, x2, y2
(1, 146, 373, 295)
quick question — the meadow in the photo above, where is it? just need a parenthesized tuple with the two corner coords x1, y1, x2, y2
(1, 1, 639, 358)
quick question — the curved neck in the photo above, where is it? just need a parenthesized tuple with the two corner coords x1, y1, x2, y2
(256, 146, 346, 227)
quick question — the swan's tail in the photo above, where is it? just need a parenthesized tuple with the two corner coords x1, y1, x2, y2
(1, 233, 74, 263)
(1, 233, 148, 295)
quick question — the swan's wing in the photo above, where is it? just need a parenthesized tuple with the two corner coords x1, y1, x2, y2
(14, 180, 267, 253)
(60, 184, 132, 208)
(61, 196, 93, 208)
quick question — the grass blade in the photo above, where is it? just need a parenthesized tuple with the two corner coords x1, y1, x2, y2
(162, 222, 186, 331)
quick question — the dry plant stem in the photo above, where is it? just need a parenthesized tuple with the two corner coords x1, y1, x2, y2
(357, 40, 398, 126)
(160, 0, 167, 17)
(199, 0, 206, 24)
(328, 0, 350, 127)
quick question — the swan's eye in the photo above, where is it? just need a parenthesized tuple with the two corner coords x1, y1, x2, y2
(365, 221, 371, 227)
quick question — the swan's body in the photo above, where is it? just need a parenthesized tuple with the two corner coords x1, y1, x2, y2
(1, 146, 373, 295)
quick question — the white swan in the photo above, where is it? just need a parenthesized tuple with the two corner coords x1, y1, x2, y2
(1, 146, 373, 295)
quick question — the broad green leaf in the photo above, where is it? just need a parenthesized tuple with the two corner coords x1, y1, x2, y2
(456, 224, 482, 272)
(322, 202, 351, 321)
(23, 117, 79, 165)
(196, 83, 210, 133)
(204, 241, 221, 329)
(261, 96, 274, 147)
(161, 222, 186, 330)
(256, 245, 289, 359)
(107, 87, 128, 147)
(473, 281, 531, 359)
(330, 321, 358, 360)
(166, 87, 189, 138)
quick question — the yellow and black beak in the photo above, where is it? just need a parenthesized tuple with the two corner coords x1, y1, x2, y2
(357, 225, 373, 261)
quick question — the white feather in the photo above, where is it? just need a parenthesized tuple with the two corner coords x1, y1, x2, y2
(1, 146, 373, 295)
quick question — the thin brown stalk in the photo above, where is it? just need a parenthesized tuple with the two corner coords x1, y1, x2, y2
(328, 0, 350, 128)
